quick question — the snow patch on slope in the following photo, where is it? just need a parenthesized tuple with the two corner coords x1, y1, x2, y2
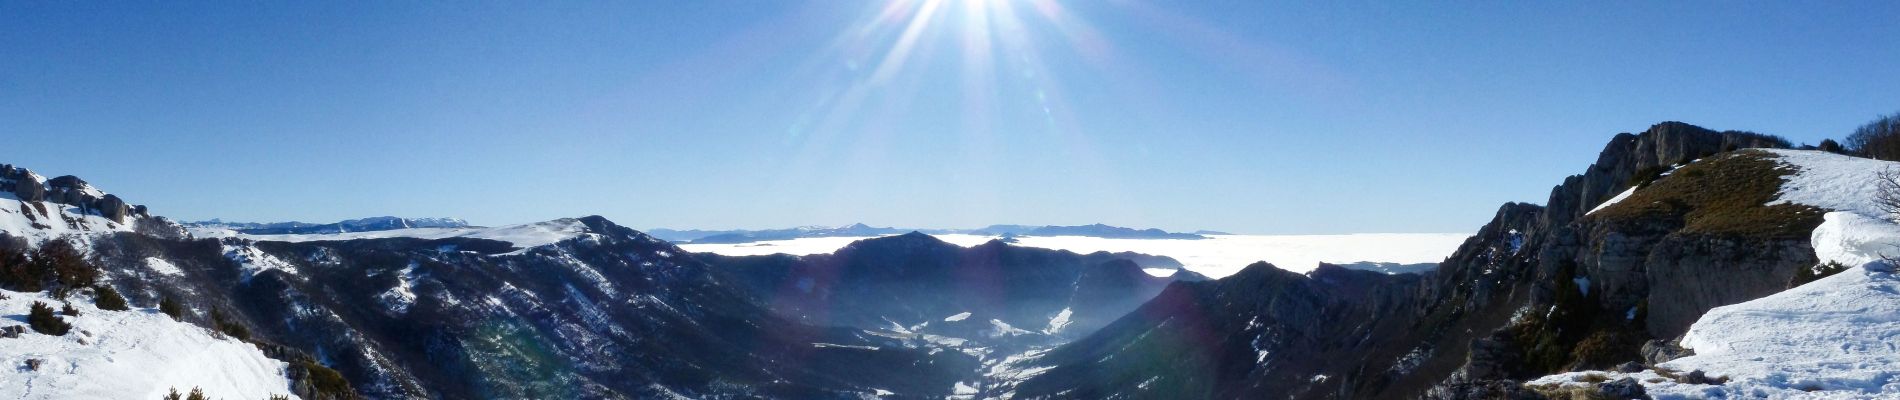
(0, 289, 298, 400)
(144, 257, 183, 277)
(1587, 186, 1638, 215)
(378, 261, 422, 314)
(222, 241, 300, 282)
(1042, 307, 1073, 335)
(1764, 149, 1894, 218)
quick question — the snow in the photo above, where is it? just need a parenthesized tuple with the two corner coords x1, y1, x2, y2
(1764, 149, 1896, 219)
(952, 381, 979, 395)
(682, 233, 1468, 278)
(1042, 307, 1073, 335)
(677, 236, 881, 257)
(0, 193, 139, 247)
(987, 319, 1032, 337)
(223, 218, 589, 253)
(143, 257, 183, 277)
(377, 262, 422, 314)
(0, 289, 298, 400)
(223, 242, 300, 282)
(1587, 186, 1638, 215)
(1532, 261, 1900, 398)
(1812, 211, 1900, 269)
(1140, 268, 1176, 277)
(943, 312, 972, 322)
(810, 343, 879, 351)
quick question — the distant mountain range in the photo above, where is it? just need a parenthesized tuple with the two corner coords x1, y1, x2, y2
(185, 216, 470, 235)
(650, 223, 1210, 243)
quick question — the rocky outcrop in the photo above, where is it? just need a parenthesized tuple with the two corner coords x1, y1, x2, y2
(2, 165, 46, 202)
(1, 165, 149, 223)
(97, 194, 130, 222)
(1011, 122, 1813, 400)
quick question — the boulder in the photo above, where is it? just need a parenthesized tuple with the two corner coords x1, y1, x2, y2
(1640, 339, 1692, 365)
(98, 194, 130, 222)
(1615, 361, 1644, 373)
(44, 175, 86, 189)
(1598, 377, 1650, 399)
(12, 178, 43, 202)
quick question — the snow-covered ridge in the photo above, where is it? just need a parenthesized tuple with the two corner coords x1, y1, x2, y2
(0, 290, 298, 400)
(208, 218, 589, 253)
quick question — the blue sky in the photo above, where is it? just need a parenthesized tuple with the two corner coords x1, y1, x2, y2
(3, 1, 1898, 234)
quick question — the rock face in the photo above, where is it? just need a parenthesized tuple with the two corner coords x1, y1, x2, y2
(1008, 122, 1819, 399)
(0, 165, 149, 223)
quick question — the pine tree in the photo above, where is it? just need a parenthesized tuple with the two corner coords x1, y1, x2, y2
(159, 295, 183, 320)
(210, 307, 252, 341)
(185, 387, 206, 400)
(94, 285, 128, 311)
(162, 387, 181, 400)
(27, 301, 70, 335)
(0, 246, 44, 292)
(33, 239, 98, 299)
(60, 302, 80, 317)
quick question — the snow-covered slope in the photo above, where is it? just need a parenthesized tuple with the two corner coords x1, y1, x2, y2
(1765, 149, 1893, 218)
(0, 193, 140, 246)
(0, 290, 297, 400)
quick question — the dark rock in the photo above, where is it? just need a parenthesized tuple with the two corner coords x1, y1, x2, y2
(97, 194, 130, 222)
(1599, 377, 1650, 399)
(1422, 379, 1546, 400)
(1678, 370, 1722, 385)
(44, 175, 86, 189)
(1616, 361, 1645, 373)
(11, 176, 42, 202)
(0, 325, 23, 339)
(1641, 340, 1693, 366)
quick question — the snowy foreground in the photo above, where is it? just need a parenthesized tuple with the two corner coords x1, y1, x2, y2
(1535, 150, 1900, 398)
(0, 290, 298, 400)
(680, 233, 1469, 278)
